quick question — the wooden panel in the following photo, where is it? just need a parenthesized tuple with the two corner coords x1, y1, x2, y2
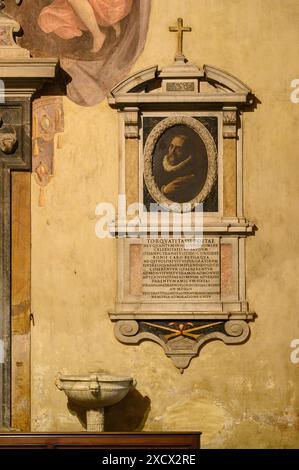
(11, 172, 31, 431)
(0, 432, 201, 449)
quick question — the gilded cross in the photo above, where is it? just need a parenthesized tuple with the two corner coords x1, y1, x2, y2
(169, 18, 192, 59)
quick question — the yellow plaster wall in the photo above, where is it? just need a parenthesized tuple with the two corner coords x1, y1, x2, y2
(31, 0, 299, 448)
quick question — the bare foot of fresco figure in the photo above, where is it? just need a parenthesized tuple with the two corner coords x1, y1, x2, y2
(112, 22, 122, 38)
(67, 0, 106, 52)
(38, 0, 133, 54)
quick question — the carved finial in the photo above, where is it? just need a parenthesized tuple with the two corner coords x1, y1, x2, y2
(169, 18, 192, 63)
(0, 2, 29, 59)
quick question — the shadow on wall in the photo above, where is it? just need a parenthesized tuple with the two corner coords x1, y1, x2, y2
(67, 389, 151, 432)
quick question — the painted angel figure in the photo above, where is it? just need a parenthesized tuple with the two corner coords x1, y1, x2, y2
(38, 0, 133, 52)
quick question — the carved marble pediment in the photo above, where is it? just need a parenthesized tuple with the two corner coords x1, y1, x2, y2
(109, 62, 252, 107)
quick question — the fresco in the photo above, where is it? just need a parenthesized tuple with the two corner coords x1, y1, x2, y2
(6, 0, 151, 106)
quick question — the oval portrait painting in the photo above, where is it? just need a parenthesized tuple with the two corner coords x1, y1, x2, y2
(144, 117, 218, 209)
(152, 125, 208, 203)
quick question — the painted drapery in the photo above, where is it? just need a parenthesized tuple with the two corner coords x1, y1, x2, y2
(7, 0, 151, 106)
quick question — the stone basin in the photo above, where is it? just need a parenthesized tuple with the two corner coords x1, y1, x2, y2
(55, 372, 136, 431)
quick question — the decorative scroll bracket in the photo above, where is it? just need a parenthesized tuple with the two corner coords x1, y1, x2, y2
(114, 319, 251, 372)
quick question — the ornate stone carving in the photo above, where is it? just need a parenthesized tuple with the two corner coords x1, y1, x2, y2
(114, 319, 251, 372)
(0, 125, 17, 154)
(109, 65, 250, 107)
(118, 320, 139, 337)
(0, 9, 29, 59)
(223, 107, 237, 138)
(123, 107, 139, 139)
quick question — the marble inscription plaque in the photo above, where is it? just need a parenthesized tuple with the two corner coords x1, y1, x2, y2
(166, 82, 195, 92)
(142, 238, 220, 300)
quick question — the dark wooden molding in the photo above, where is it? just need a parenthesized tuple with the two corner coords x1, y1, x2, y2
(11, 172, 31, 431)
(0, 165, 11, 426)
(0, 97, 33, 428)
(0, 432, 201, 449)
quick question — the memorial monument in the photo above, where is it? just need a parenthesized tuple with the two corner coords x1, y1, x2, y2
(108, 19, 256, 371)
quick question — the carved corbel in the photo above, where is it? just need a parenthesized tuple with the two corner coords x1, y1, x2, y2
(223, 107, 237, 138)
(0, 124, 17, 154)
(0, 4, 29, 59)
(123, 107, 139, 139)
(113, 319, 251, 372)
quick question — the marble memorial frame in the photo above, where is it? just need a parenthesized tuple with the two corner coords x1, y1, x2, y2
(108, 57, 256, 371)
(139, 110, 224, 222)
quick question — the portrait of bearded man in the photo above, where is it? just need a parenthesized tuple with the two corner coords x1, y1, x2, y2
(152, 126, 208, 204)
